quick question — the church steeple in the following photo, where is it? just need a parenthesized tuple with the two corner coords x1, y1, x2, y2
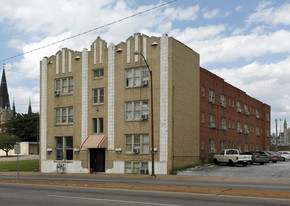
(0, 65, 10, 109)
(28, 97, 32, 115)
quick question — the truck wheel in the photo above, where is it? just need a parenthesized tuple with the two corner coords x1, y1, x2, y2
(259, 162, 264, 165)
(282, 157, 285, 161)
(228, 160, 234, 166)
(242, 163, 248, 167)
(272, 161, 277, 163)
(214, 159, 219, 165)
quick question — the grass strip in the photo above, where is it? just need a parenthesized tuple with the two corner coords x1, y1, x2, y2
(0, 159, 39, 172)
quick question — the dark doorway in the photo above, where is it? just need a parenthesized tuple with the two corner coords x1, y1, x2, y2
(90, 148, 106, 172)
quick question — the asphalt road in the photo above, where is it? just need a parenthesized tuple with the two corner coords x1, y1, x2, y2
(1, 183, 290, 206)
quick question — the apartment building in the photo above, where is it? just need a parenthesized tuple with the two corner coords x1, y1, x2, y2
(40, 33, 200, 174)
(200, 68, 271, 161)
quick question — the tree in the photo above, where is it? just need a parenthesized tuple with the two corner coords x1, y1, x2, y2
(0, 134, 20, 156)
(6, 113, 39, 142)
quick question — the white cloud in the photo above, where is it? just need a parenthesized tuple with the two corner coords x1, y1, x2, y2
(163, 5, 200, 21)
(247, 1, 290, 25)
(210, 56, 290, 133)
(169, 24, 226, 43)
(202, 8, 221, 19)
(190, 30, 290, 64)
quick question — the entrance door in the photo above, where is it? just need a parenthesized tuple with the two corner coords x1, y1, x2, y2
(90, 148, 106, 172)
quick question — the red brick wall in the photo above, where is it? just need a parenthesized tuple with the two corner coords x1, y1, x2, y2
(200, 67, 271, 161)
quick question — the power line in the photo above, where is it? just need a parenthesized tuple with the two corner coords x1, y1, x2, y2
(0, 0, 177, 63)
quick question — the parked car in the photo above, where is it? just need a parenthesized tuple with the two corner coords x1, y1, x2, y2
(263, 151, 278, 163)
(242, 151, 269, 165)
(273, 152, 283, 161)
(214, 149, 252, 166)
(278, 151, 290, 161)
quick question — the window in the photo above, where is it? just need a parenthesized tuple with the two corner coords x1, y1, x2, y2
(209, 114, 215, 128)
(256, 144, 259, 151)
(201, 112, 205, 123)
(220, 117, 226, 130)
(125, 100, 149, 120)
(55, 107, 73, 124)
(228, 97, 231, 106)
(201, 86, 205, 97)
(209, 139, 215, 153)
(267, 128, 270, 137)
(125, 134, 149, 153)
(220, 141, 226, 152)
(55, 136, 73, 161)
(126, 67, 149, 87)
(244, 104, 249, 113)
(93, 68, 104, 78)
(245, 143, 248, 152)
(209, 89, 215, 103)
(232, 99, 234, 108)
(228, 119, 231, 129)
(237, 142, 241, 151)
(201, 139, 205, 150)
(244, 123, 249, 133)
(236, 101, 241, 112)
(266, 112, 270, 121)
(220, 94, 226, 107)
(93, 118, 104, 134)
(55, 77, 73, 94)
(125, 161, 148, 174)
(237, 121, 241, 130)
(232, 120, 235, 129)
(93, 88, 104, 104)
(256, 109, 260, 118)
(256, 126, 260, 136)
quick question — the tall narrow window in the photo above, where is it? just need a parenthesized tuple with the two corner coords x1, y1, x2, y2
(125, 102, 132, 120)
(62, 108, 67, 123)
(209, 89, 215, 103)
(55, 108, 60, 123)
(92, 118, 104, 134)
(68, 78, 74, 93)
(62, 78, 67, 93)
(126, 69, 133, 87)
(55, 137, 63, 160)
(93, 88, 104, 104)
(201, 112, 205, 123)
(134, 68, 141, 86)
(134, 102, 141, 120)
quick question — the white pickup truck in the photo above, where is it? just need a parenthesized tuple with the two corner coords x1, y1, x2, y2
(213, 149, 252, 166)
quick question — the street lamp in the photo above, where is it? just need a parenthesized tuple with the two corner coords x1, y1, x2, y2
(134, 51, 155, 176)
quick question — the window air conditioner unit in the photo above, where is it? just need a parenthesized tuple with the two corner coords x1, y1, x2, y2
(245, 130, 249, 135)
(141, 80, 149, 86)
(237, 108, 242, 113)
(245, 111, 250, 116)
(211, 123, 216, 129)
(221, 126, 227, 131)
(133, 148, 140, 154)
(256, 133, 260, 137)
(256, 115, 260, 119)
(220, 102, 225, 107)
(54, 90, 60, 96)
(237, 129, 242, 133)
(209, 98, 214, 103)
(141, 114, 148, 120)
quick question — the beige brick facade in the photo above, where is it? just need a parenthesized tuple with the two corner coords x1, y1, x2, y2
(40, 33, 200, 174)
(40, 33, 270, 174)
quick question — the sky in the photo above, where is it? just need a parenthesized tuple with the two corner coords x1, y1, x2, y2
(0, 0, 289, 134)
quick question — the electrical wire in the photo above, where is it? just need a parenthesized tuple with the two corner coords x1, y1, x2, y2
(0, 0, 177, 63)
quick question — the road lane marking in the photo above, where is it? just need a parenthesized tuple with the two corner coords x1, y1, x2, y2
(48, 194, 181, 206)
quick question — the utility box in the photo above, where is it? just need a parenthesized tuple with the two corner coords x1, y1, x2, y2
(14, 144, 21, 155)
